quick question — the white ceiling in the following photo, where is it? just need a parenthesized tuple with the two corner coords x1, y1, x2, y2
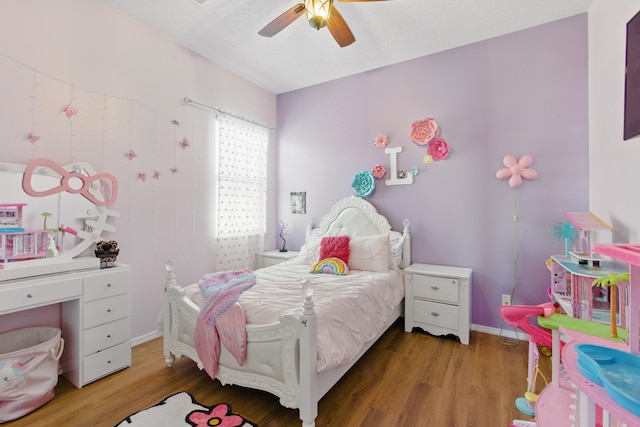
(100, 0, 593, 94)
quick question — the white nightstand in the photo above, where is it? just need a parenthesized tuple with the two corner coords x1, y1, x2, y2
(262, 250, 299, 268)
(404, 263, 472, 345)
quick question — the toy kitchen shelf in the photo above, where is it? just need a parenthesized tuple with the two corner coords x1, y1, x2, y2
(536, 244, 640, 427)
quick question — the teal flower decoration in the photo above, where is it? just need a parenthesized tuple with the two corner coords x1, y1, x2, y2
(352, 171, 375, 197)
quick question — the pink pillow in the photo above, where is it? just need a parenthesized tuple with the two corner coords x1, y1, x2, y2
(319, 235, 350, 264)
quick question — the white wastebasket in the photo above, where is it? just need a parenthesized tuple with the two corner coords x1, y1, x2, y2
(0, 327, 64, 422)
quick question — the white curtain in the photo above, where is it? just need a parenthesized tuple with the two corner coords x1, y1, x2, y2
(214, 114, 269, 271)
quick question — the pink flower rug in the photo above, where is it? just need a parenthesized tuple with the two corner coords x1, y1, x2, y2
(115, 392, 257, 427)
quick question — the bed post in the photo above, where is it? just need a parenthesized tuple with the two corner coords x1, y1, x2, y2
(402, 219, 411, 269)
(298, 280, 318, 427)
(163, 260, 177, 367)
(305, 220, 313, 241)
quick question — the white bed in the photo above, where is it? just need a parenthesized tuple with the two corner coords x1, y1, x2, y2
(163, 196, 410, 427)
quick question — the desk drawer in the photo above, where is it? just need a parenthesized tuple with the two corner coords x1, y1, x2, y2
(413, 299, 459, 330)
(84, 294, 130, 329)
(83, 268, 130, 302)
(83, 318, 131, 356)
(0, 276, 82, 313)
(83, 341, 131, 384)
(412, 274, 458, 304)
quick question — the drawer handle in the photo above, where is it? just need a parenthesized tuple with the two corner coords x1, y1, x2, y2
(107, 360, 111, 364)
(430, 312, 440, 317)
(430, 286, 439, 291)
(107, 309, 112, 313)
(107, 334, 112, 339)
(107, 283, 112, 288)
(26, 294, 33, 299)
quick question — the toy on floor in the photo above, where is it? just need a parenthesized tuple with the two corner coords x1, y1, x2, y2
(500, 302, 556, 417)
(510, 419, 536, 427)
(500, 302, 556, 355)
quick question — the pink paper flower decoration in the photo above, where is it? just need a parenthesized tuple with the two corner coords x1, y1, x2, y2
(170, 166, 179, 174)
(371, 164, 386, 179)
(171, 119, 180, 126)
(373, 134, 389, 148)
(179, 137, 190, 149)
(410, 118, 439, 145)
(152, 171, 161, 179)
(496, 154, 538, 188)
(427, 137, 450, 161)
(63, 105, 79, 118)
(137, 172, 146, 183)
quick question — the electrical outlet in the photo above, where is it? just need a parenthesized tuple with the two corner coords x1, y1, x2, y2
(502, 294, 511, 306)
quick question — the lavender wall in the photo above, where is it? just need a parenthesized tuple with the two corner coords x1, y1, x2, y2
(275, 14, 589, 330)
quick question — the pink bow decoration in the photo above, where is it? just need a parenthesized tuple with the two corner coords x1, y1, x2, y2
(496, 154, 538, 188)
(22, 159, 118, 207)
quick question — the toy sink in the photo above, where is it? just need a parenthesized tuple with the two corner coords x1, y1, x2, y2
(575, 344, 640, 416)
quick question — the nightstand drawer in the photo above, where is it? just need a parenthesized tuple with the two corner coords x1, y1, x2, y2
(83, 268, 130, 302)
(83, 341, 131, 384)
(263, 257, 284, 267)
(262, 250, 299, 268)
(83, 318, 131, 355)
(413, 299, 459, 329)
(84, 294, 130, 329)
(412, 274, 459, 304)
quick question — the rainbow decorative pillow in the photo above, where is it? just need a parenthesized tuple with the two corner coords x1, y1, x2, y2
(310, 257, 350, 276)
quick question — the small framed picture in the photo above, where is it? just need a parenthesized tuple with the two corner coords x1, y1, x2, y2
(291, 192, 306, 214)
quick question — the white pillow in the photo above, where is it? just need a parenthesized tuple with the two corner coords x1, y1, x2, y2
(348, 234, 390, 272)
(290, 235, 321, 265)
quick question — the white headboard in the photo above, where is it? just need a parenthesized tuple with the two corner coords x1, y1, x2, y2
(306, 196, 411, 269)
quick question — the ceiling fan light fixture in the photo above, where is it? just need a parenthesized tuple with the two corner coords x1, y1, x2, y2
(304, 0, 332, 30)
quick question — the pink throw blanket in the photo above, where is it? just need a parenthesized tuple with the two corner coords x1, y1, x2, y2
(193, 270, 256, 379)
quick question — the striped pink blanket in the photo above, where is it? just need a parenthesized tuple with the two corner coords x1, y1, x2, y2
(194, 270, 256, 379)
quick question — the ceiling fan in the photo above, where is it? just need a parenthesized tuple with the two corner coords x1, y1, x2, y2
(258, 0, 389, 48)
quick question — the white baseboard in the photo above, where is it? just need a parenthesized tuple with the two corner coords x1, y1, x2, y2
(472, 323, 529, 342)
(132, 325, 529, 347)
(132, 330, 162, 347)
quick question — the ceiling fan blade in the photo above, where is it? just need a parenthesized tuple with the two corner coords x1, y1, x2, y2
(326, 6, 355, 47)
(258, 3, 306, 37)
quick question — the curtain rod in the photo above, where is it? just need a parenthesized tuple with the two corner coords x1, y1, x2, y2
(182, 97, 274, 131)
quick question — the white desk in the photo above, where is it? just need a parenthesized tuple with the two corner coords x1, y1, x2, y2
(0, 264, 132, 387)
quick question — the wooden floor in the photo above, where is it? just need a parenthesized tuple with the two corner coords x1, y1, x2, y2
(4, 321, 550, 426)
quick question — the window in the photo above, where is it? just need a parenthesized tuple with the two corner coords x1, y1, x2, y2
(214, 114, 269, 270)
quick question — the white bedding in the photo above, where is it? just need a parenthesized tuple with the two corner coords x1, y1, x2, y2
(184, 261, 404, 372)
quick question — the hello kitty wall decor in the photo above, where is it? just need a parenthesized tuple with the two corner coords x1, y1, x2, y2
(22, 159, 118, 207)
(496, 154, 538, 188)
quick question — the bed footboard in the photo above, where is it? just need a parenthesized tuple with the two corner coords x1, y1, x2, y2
(163, 261, 319, 426)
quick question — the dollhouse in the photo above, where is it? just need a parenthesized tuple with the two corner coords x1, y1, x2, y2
(0, 203, 25, 232)
(534, 244, 640, 427)
(0, 203, 50, 263)
(564, 211, 614, 267)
